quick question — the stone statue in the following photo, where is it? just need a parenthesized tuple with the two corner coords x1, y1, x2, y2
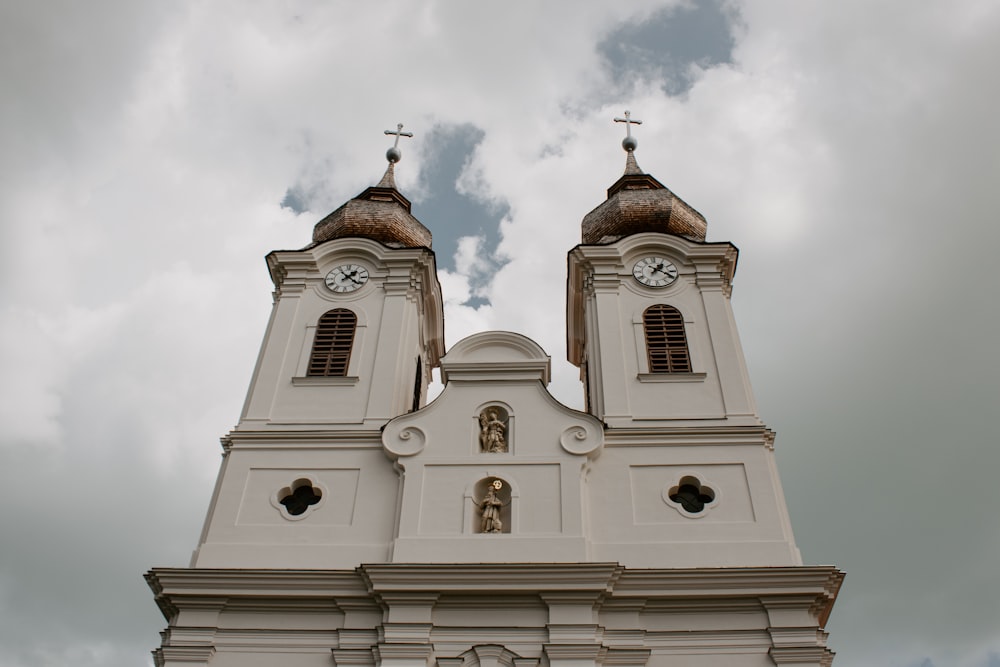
(479, 407, 507, 453)
(479, 480, 505, 533)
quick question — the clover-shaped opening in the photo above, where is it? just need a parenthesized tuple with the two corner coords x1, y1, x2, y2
(278, 478, 322, 516)
(668, 475, 716, 515)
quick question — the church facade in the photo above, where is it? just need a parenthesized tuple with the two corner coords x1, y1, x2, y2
(146, 122, 842, 667)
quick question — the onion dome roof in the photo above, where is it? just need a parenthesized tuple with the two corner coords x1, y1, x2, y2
(312, 162, 432, 249)
(312, 124, 431, 249)
(582, 111, 707, 244)
(581, 150, 707, 245)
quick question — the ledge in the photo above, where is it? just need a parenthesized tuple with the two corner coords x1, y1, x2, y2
(292, 376, 360, 386)
(637, 372, 707, 383)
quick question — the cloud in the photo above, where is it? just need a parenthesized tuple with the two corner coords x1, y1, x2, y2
(600, 0, 736, 95)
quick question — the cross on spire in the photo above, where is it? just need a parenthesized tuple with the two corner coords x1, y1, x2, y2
(614, 110, 642, 153)
(384, 123, 413, 164)
(614, 110, 642, 137)
(385, 123, 413, 147)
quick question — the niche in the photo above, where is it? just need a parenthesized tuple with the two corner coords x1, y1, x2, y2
(472, 477, 512, 534)
(478, 406, 510, 453)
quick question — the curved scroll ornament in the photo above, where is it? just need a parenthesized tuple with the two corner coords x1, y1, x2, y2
(478, 407, 508, 453)
(559, 423, 602, 456)
(382, 424, 427, 458)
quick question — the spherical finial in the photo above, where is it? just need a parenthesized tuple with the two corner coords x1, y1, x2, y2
(622, 135, 638, 152)
(386, 146, 402, 163)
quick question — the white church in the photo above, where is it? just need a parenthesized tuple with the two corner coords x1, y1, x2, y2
(146, 117, 842, 667)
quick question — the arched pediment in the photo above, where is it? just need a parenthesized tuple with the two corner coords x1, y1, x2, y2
(440, 331, 550, 384)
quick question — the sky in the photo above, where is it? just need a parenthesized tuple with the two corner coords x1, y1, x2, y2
(1, 1, 998, 666)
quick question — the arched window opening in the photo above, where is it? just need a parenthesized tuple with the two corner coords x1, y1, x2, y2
(411, 356, 423, 413)
(643, 305, 691, 373)
(307, 309, 357, 376)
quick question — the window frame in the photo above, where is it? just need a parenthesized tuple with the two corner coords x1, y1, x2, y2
(642, 304, 692, 374)
(306, 308, 358, 377)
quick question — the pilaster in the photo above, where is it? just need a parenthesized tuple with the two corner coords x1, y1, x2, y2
(696, 269, 756, 419)
(588, 265, 629, 421)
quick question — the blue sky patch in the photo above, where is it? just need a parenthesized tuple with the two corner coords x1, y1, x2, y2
(599, 0, 736, 95)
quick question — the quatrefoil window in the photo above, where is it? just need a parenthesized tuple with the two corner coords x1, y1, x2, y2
(277, 478, 323, 517)
(667, 476, 716, 515)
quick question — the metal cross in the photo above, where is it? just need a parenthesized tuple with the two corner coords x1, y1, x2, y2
(384, 123, 414, 147)
(614, 110, 642, 138)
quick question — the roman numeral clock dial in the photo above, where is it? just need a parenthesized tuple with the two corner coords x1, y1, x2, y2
(632, 257, 678, 288)
(325, 264, 369, 293)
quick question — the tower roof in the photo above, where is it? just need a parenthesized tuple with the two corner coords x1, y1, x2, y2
(581, 112, 707, 244)
(312, 163, 432, 249)
(312, 124, 432, 249)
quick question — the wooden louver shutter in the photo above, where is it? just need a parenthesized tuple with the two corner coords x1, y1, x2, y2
(307, 309, 357, 376)
(643, 305, 691, 373)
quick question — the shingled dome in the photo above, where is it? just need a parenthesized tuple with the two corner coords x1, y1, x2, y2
(312, 163, 432, 249)
(581, 152, 707, 244)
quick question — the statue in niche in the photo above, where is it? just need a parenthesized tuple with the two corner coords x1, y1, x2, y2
(478, 407, 508, 453)
(479, 480, 506, 533)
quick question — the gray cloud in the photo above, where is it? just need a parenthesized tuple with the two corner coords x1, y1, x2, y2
(599, 0, 736, 95)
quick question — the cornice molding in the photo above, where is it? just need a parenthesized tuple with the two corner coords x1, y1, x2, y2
(148, 565, 839, 608)
(602, 425, 775, 446)
(146, 565, 841, 664)
(361, 563, 624, 593)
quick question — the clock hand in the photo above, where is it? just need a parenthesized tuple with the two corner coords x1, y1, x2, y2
(657, 262, 678, 278)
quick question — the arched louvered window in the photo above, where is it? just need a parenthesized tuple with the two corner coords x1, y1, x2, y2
(643, 305, 692, 373)
(307, 309, 357, 377)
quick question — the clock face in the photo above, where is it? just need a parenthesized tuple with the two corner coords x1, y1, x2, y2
(632, 257, 678, 288)
(325, 264, 369, 293)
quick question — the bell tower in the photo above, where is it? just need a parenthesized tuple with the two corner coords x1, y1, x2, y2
(240, 124, 443, 429)
(568, 111, 755, 428)
(564, 112, 804, 568)
(189, 126, 445, 569)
